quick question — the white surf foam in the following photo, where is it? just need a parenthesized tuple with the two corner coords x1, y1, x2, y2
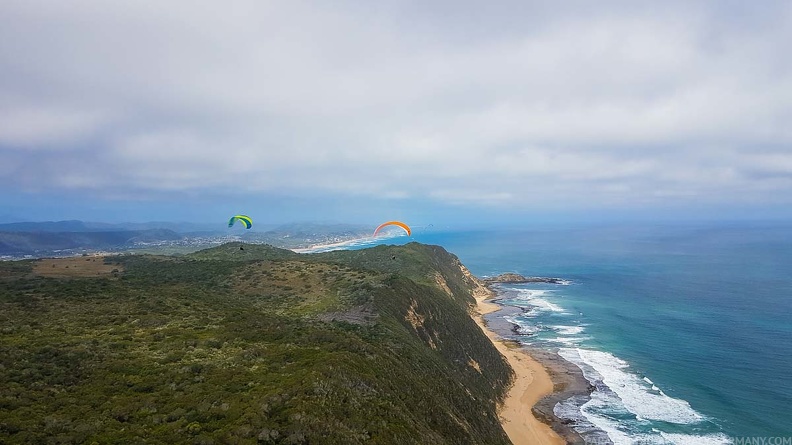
(547, 336, 590, 345)
(514, 289, 549, 299)
(503, 315, 540, 335)
(554, 395, 613, 443)
(579, 391, 652, 445)
(561, 348, 705, 425)
(659, 432, 732, 445)
(553, 325, 585, 335)
(643, 376, 663, 391)
(568, 381, 725, 445)
(514, 289, 567, 313)
(530, 298, 566, 313)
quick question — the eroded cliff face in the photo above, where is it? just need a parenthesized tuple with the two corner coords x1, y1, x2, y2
(458, 260, 497, 301)
(0, 242, 515, 444)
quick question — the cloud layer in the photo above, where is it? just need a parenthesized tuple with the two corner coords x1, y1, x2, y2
(2, 0, 792, 214)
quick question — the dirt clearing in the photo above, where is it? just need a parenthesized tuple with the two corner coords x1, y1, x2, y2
(33, 257, 122, 278)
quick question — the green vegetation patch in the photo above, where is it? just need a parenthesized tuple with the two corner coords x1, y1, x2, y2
(0, 243, 513, 444)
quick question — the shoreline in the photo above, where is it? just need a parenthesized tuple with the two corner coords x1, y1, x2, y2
(290, 232, 412, 254)
(464, 269, 566, 445)
(466, 270, 593, 445)
(481, 292, 594, 445)
(290, 234, 395, 254)
(290, 238, 368, 253)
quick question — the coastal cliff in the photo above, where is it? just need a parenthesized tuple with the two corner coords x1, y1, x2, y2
(0, 242, 525, 444)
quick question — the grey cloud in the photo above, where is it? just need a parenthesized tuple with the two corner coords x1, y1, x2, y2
(2, 0, 792, 209)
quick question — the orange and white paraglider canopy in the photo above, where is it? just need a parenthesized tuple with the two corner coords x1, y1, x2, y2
(373, 221, 411, 237)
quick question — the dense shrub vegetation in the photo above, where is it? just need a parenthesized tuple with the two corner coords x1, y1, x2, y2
(0, 243, 513, 444)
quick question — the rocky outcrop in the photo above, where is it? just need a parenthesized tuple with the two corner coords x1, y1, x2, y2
(484, 273, 567, 284)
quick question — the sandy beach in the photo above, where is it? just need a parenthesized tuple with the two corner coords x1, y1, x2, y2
(290, 239, 363, 253)
(290, 232, 411, 254)
(465, 271, 565, 445)
(290, 236, 383, 254)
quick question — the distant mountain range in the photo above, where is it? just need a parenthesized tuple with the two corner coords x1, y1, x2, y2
(0, 220, 219, 233)
(0, 221, 373, 257)
(0, 229, 185, 257)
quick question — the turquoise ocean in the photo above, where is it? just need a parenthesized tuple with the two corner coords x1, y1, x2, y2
(329, 222, 792, 444)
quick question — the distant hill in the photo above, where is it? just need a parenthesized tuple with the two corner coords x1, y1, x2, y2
(252, 223, 372, 249)
(0, 221, 376, 257)
(0, 221, 378, 258)
(0, 229, 184, 256)
(0, 220, 219, 234)
(0, 242, 514, 444)
(0, 220, 97, 232)
(0, 221, 370, 235)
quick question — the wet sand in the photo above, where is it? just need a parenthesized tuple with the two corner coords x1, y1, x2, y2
(462, 265, 564, 445)
(479, 293, 593, 445)
(462, 265, 594, 445)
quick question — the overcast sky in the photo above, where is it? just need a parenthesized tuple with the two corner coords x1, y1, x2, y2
(2, 1, 791, 224)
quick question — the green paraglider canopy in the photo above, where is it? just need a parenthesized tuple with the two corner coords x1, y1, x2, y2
(228, 215, 252, 229)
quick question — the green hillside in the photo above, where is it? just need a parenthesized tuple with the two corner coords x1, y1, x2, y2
(0, 243, 513, 444)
